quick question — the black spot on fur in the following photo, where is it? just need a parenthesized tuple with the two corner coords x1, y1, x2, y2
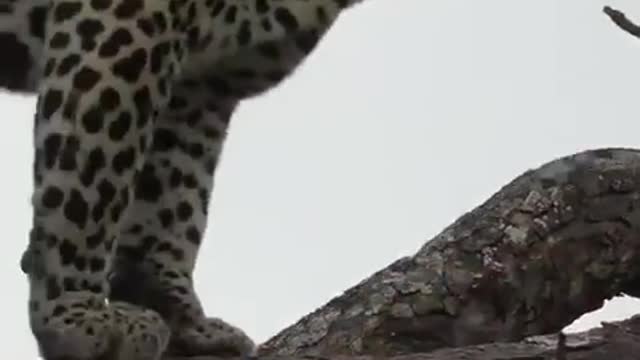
(135, 164, 163, 202)
(255, 0, 270, 13)
(274, 7, 298, 31)
(100, 87, 121, 111)
(237, 20, 252, 46)
(185, 226, 201, 244)
(54, 1, 83, 23)
(110, 202, 123, 222)
(112, 48, 147, 83)
(43, 133, 62, 169)
(82, 106, 105, 133)
(76, 18, 105, 50)
(152, 128, 178, 152)
(42, 186, 64, 209)
(295, 31, 320, 55)
(86, 226, 106, 249)
(90, 0, 112, 11)
(169, 168, 182, 188)
(46, 276, 62, 300)
(188, 143, 204, 158)
(73, 66, 102, 91)
(257, 43, 280, 59)
(59, 136, 80, 171)
(224, 5, 237, 23)
(41, 89, 63, 119)
(64, 189, 89, 229)
(29, 6, 47, 39)
(74, 257, 87, 271)
(157, 208, 174, 228)
(183, 173, 198, 188)
(50, 32, 71, 49)
(150, 42, 171, 74)
(57, 54, 82, 76)
(114, 0, 143, 19)
(99, 28, 134, 57)
(109, 111, 132, 141)
(62, 277, 77, 291)
(152, 12, 168, 32)
(52, 305, 67, 317)
(59, 239, 78, 266)
(44, 58, 57, 77)
(137, 18, 155, 37)
(92, 179, 116, 222)
(112, 146, 136, 174)
(133, 86, 152, 128)
(89, 257, 106, 272)
(176, 201, 193, 221)
(80, 147, 106, 186)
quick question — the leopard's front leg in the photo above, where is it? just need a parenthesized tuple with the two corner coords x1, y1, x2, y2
(27, 0, 187, 358)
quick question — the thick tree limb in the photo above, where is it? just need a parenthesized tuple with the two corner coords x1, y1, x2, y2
(169, 149, 640, 358)
(256, 148, 640, 357)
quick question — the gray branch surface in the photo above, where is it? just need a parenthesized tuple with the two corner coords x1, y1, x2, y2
(167, 149, 640, 358)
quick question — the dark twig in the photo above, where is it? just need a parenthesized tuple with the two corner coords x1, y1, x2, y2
(603, 6, 640, 38)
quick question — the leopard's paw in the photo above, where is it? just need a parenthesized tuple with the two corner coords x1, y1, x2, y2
(167, 317, 256, 357)
(31, 293, 169, 360)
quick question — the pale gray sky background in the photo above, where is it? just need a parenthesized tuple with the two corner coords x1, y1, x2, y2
(2, 0, 640, 358)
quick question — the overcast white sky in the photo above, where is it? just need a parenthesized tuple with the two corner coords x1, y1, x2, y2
(2, 0, 640, 358)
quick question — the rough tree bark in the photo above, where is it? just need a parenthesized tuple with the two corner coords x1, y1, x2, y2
(167, 7, 640, 360)
(170, 147, 640, 360)
(259, 146, 640, 357)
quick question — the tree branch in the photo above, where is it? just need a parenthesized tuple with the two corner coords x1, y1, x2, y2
(603, 6, 640, 38)
(254, 148, 640, 358)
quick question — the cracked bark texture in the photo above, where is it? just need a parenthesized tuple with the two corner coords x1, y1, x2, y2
(251, 148, 640, 357)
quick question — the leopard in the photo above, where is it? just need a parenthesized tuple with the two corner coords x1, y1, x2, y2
(0, 0, 370, 358)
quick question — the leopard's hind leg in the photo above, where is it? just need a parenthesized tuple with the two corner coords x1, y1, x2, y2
(27, 0, 187, 358)
(109, 78, 255, 357)
(109, 27, 332, 357)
